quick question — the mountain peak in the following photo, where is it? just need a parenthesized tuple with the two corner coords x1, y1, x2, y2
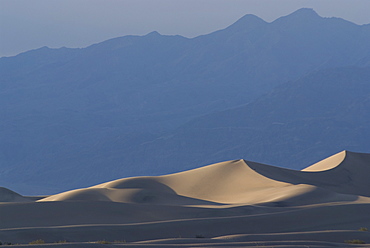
(293, 8, 318, 15)
(237, 14, 266, 23)
(274, 8, 321, 23)
(145, 31, 161, 37)
(290, 8, 320, 17)
(226, 14, 266, 31)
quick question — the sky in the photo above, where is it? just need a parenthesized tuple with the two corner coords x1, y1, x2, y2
(1, 0, 370, 57)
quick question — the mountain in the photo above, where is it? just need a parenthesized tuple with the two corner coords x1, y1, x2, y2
(1, 8, 370, 194)
(129, 66, 370, 172)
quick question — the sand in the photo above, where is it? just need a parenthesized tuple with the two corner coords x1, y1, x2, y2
(1, 150, 370, 247)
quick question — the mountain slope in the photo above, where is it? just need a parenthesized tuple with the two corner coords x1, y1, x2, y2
(1, 9, 370, 194)
(120, 66, 370, 174)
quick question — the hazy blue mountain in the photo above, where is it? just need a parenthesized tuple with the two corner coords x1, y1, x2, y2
(1, 8, 370, 194)
(128, 66, 370, 173)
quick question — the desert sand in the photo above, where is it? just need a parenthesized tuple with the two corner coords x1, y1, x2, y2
(1, 150, 370, 247)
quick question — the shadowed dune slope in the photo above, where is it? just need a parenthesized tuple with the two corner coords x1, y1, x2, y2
(247, 151, 370, 197)
(40, 151, 369, 205)
(2, 203, 370, 244)
(0, 187, 37, 202)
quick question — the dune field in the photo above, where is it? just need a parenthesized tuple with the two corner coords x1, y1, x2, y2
(1, 150, 370, 247)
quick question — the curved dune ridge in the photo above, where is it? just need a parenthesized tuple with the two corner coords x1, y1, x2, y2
(302, 150, 347, 172)
(246, 150, 370, 197)
(39, 151, 370, 205)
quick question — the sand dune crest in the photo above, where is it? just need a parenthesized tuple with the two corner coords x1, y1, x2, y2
(41, 159, 292, 204)
(40, 151, 370, 205)
(302, 150, 346, 172)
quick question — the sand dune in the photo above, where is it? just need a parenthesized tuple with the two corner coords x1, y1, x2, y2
(41, 159, 290, 204)
(0, 187, 41, 202)
(1, 150, 370, 247)
(40, 151, 369, 204)
(248, 150, 370, 197)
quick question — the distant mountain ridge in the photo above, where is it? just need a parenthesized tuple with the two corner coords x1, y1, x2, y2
(88, 66, 370, 176)
(1, 9, 370, 194)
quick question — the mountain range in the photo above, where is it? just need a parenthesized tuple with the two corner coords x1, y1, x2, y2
(1, 8, 370, 194)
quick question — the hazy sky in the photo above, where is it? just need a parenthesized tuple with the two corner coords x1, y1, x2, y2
(1, 0, 370, 57)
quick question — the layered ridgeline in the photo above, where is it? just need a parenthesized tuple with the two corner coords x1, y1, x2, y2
(1, 8, 370, 194)
(0, 151, 370, 247)
(132, 66, 370, 173)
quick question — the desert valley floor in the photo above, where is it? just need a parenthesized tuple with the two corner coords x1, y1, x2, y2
(1, 150, 370, 247)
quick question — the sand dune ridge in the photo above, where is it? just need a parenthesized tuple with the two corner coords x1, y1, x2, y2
(38, 151, 370, 205)
(1, 150, 370, 246)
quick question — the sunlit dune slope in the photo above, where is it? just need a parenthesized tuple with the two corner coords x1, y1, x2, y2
(39, 151, 370, 205)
